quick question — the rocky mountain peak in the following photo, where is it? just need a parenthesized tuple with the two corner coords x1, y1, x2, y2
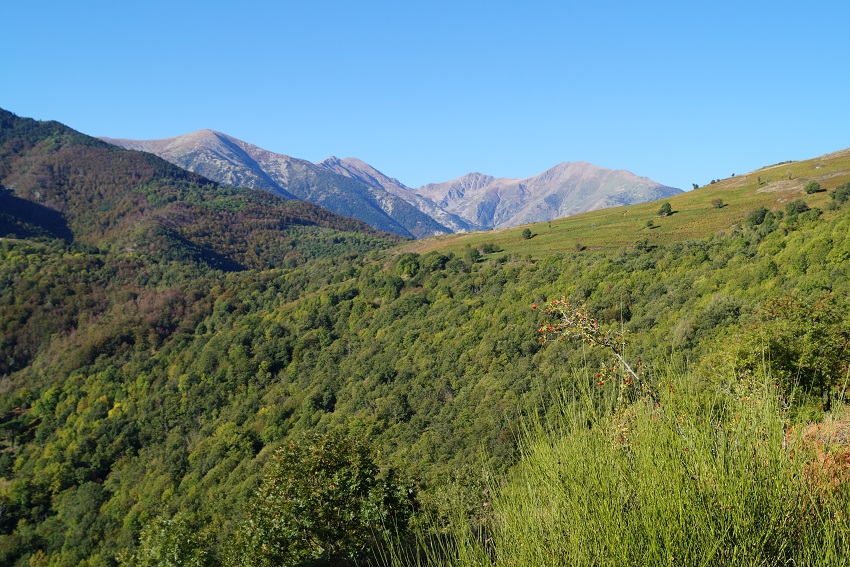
(102, 130, 681, 237)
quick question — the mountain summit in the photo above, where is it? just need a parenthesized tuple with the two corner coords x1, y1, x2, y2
(102, 130, 450, 238)
(417, 162, 682, 229)
(316, 156, 480, 234)
(102, 131, 682, 237)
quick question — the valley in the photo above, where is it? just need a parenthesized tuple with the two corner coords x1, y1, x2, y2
(1, 109, 849, 566)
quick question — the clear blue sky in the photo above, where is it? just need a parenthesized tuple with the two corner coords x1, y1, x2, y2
(3, 0, 849, 191)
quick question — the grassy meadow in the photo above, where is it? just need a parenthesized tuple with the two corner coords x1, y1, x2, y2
(400, 148, 850, 258)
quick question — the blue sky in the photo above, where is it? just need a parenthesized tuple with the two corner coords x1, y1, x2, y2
(3, 1, 849, 191)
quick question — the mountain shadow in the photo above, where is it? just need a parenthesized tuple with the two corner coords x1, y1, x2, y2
(0, 186, 73, 241)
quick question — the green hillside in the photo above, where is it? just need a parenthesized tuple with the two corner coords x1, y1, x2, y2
(1, 110, 849, 566)
(401, 148, 850, 257)
(0, 109, 400, 271)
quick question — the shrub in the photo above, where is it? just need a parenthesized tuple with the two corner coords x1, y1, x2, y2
(745, 206, 768, 226)
(233, 432, 415, 567)
(757, 293, 850, 411)
(119, 517, 210, 567)
(785, 199, 810, 216)
(831, 183, 850, 204)
(805, 180, 822, 194)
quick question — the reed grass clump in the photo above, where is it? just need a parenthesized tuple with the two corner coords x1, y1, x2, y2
(384, 368, 850, 566)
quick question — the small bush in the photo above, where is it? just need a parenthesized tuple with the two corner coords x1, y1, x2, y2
(805, 180, 822, 194)
(233, 432, 415, 567)
(831, 182, 850, 204)
(785, 199, 810, 216)
(745, 206, 768, 226)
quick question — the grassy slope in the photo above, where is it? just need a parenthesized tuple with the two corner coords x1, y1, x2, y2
(401, 148, 850, 258)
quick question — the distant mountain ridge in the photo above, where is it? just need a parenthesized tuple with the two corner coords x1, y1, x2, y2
(316, 156, 481, 234)
(100, 129, 299, 200)
(102, 131, 682, 236)
(417, 163, 682, 229)
(101, 130, 447, 238)
(0, 109, 398, 270)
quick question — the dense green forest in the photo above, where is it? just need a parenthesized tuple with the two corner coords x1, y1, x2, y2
(1, 110, 849, 565)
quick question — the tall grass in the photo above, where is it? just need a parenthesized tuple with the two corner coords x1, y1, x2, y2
(383, 368, 850, 566)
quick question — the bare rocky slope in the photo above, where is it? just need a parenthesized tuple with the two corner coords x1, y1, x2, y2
(416, 162, 683, 229)
(102, 130, 447, 238)
(102, 131, 681, 236)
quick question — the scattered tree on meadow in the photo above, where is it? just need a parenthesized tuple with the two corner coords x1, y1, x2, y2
(658, 202, 673, 217)
(463, 244, 481, 266)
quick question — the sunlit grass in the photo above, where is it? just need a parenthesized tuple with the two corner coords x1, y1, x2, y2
(381, 367, 850, 566)
(399, 149, 850, 259)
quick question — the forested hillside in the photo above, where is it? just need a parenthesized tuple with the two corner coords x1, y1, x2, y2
(0, 109, 399, 271)
(2, 109, 850, 566)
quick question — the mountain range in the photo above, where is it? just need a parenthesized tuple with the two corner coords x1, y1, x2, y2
(5, 107, 850, 567)
(0, 109, 398, 271)
(101, 130, 682, 237)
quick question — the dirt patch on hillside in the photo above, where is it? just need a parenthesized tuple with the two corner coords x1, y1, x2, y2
(798, 416, 850, 493)
(756, 179, 803, 195)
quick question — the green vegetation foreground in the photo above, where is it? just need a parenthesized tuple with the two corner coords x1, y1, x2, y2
(390, 366, 850, 566)
(2, 108, 850, 565)
(383, 299, 850, 566)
